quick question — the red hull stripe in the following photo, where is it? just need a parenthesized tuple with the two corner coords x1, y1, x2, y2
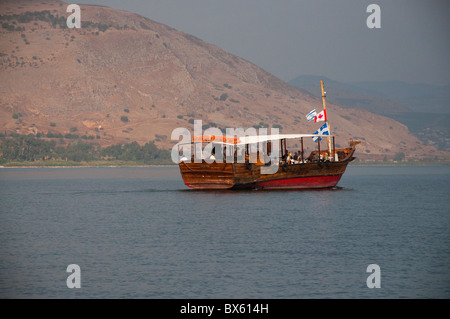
(186, 174, 343, 189)
(255, 174, 342, 189)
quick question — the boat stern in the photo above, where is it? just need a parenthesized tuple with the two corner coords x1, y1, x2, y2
(178, 161, 235, 189)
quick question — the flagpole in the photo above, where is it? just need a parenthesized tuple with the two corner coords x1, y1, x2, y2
(320, 80, 332, 158)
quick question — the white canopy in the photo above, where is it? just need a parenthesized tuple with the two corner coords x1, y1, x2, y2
(193, 134, 332, 145)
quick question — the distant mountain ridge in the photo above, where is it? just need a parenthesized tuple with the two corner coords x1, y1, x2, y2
(289, 75, 450, 115)
(351, 80, 450, 114)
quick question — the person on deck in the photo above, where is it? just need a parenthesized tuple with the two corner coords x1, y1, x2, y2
(286, 151, 291, 164)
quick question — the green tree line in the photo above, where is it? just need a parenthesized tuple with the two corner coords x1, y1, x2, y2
(0, 134, 172, 164)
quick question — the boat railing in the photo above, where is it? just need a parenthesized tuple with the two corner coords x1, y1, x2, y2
(176, 138, 358, 165)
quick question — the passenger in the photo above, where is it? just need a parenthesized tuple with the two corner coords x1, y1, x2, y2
(314, 153, 320, 162)
(180, 155, 188, 162)
(293, 151, 298, 163)
(263, 153, 271, 165)
(179, 151, 188, 162)
(298, 150, 304, 163)
(286, 151, 291, 164)
(207, 147, 215, 161)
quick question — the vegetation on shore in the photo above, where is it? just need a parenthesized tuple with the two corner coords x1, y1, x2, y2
(0, 133, 173, 166)
(0, 160, 176, 167)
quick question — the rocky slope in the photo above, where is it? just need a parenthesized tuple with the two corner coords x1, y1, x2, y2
(0, 0, 447, 161)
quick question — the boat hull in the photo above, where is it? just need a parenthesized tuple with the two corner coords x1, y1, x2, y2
(179, 158, 352, 190)
(178, 142, 358, 190)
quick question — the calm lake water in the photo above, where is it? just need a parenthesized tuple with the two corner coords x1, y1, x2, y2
(0, 165, 449, 298)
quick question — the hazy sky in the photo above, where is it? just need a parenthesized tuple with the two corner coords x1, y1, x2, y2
(76, 0, 450, 85)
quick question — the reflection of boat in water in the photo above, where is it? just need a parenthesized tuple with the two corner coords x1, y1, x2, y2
(177, 81, 360, 190)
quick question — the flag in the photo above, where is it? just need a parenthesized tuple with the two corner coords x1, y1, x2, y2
(306, 109, 316, 122)
(312, 123, 330, 142)
(315, 109, 327, 122)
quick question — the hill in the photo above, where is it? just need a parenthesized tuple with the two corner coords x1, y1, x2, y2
(0, 0, 448, 162)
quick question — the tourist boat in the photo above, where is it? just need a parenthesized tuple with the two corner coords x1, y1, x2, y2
(177, 81, 359, 190)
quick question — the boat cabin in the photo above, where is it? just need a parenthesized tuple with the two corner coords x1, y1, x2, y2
(177, 134, 358, 166)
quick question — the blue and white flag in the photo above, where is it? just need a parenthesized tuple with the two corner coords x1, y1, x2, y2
(306, 109, 317, 122)
(312, 123, 330, 142)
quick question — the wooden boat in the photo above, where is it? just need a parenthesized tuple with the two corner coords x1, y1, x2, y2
(177, 81, 359, 190)
(178, 138, 359, 190)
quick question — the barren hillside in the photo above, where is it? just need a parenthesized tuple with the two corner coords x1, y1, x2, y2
(0, 0, 447, 161)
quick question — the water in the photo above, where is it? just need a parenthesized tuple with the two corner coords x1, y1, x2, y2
(0, 166, 449, 298)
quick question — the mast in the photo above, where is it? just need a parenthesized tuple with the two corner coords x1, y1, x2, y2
(320, 80, 332, 158)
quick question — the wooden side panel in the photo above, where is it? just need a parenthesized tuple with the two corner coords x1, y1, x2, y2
(179, 161, 235, 189)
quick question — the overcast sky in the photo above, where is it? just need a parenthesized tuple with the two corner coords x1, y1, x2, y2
(76, 0, 450, 86)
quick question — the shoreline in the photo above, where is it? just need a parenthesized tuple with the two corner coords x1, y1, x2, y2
(0, 164, 177, 169)
(1, 162, 449, 169)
